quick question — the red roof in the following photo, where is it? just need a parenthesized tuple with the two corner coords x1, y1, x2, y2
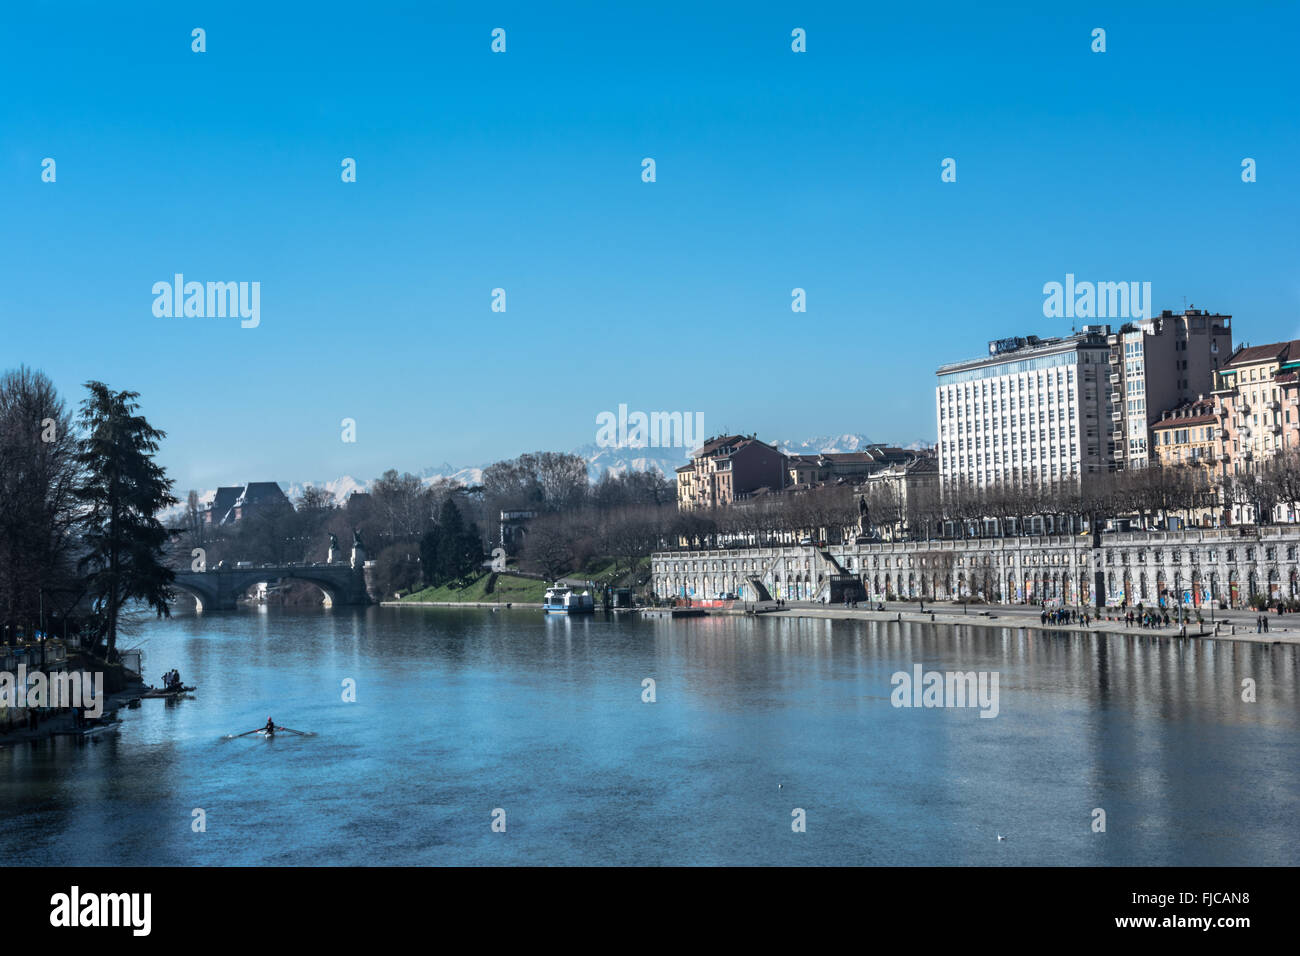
(1222, 340, 1300, 369)
(1153, 414, 1217, 429)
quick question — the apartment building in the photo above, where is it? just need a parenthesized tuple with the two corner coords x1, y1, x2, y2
(676, 435, 787, 510)
(1150, 399, 1218, 470)
(935, 329, 1112, 489)
(1107, 309, 1232, 469)
(1213, 340, 1300, 477)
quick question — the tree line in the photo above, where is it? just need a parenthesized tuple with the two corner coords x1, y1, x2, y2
(173, 453, 681, 599)
(0, 367, 176, 661)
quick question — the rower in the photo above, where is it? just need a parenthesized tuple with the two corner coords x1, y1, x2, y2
(264, 717, 275, 735)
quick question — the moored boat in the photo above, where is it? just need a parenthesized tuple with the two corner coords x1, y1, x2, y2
(543, 585, 595, 614)
(141, 684, 196, 698)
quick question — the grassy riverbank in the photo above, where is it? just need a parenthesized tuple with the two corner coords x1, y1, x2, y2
(398, 572, 549, 605)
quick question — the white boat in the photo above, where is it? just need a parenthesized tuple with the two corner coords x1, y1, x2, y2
(543, 585, 595, 614)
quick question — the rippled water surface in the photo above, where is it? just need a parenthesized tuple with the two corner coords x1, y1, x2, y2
(2, 607, 1296, 865)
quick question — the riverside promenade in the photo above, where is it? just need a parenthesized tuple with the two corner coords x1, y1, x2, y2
(716, 599, 1300, 646)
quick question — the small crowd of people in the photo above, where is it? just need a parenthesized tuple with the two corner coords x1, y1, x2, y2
(162, 668, 183, 690)
(1122, 609, 1173, 628)
(1041, 607, 1090, 626)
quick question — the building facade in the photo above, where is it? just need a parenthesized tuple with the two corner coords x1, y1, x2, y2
(676, 435, 787, 510)
(201, 482, 292, 527)
(653, 526, 1300, 608)
(1108, 309, 1232, 469)
(936, 330, 1112, 490)
(1151, 399, 1218, 470)
(1213, 339, 1300, 479)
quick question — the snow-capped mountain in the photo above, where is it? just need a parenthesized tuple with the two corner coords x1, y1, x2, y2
(574, 441, 691, 481)
(419, 462, 486, 487)
(285, 475, 370, 506)
(774, 433, 878, 456)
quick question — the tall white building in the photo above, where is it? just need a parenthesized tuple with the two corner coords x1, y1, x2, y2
(936, 329, 1113, 490)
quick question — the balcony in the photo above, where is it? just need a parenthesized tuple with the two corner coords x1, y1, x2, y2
(1240, 402, 1251, 414)
(1110, 409, 1123, 421)
(1268, 400, 1280, 411)
(1108, 372, 1120, 384)
(1108, 353, 1120, 364)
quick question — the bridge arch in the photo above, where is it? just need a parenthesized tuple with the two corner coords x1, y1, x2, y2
(171, 579, 219, 612)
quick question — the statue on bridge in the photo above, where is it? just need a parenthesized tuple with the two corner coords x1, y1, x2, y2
(328, 532, 339, 564)
(350, 528, 366, 569)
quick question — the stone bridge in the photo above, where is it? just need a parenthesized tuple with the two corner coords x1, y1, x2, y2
(171, 564, 375, 611)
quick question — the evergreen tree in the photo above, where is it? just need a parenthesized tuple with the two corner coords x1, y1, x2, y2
(74, 382, 177, 661)
(434, 499, 483, 583)
(419, 526, 442, 586)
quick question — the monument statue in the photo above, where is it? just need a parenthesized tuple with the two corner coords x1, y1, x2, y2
(327, 532, 339, 564)
(350, 528, 366, 569)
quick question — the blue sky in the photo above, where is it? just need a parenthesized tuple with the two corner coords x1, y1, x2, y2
(2, 1, 1297, 491)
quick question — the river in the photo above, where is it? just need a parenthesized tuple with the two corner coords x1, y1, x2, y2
(2, 607, 1297, 866)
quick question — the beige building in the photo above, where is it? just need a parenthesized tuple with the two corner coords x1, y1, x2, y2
(1150, 399, 1220, 527)
(676, 435, 787, 510)
(1151, 400, 1218, 470)
(1209, 340, 1300, 524)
